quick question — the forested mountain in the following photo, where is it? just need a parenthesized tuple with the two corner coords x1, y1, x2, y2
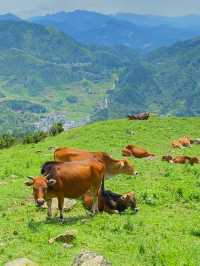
(30, 10, 200, 51)
(0, 13, 21, 21)
(114, 13, 200, 29)
(92, 37, 200, 120)
(0, 20, 138, 134)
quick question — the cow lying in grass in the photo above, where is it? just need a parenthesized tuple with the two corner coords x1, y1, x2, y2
(172, 136, 192, 149)
(162, 155, 199, 165)
(122, 144, 155, 158)
(83, 178, 138, 214)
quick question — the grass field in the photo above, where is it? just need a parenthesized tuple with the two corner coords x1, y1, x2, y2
(0, 117, 200, 266)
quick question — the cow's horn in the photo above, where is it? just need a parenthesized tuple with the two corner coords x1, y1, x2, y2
(27, 176, 34, 180)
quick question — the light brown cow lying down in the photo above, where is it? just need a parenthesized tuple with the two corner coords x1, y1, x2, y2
(171, 136, 192, 149)
(162, 155, 199, 165)
(54, 147, 138, 177)
(122, 144, 155, 158)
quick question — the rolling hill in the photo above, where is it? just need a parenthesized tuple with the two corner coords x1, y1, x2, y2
(92, 36, 200, 120)
(0, 19, 138, 134)
(0, 117, 200, 265)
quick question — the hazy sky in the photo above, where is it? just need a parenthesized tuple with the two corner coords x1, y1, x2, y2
(1, 0, 200, 18)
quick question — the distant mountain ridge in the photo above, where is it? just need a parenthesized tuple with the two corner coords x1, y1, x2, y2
(0, 13, 21, 21)
(30, 10, 200, 51)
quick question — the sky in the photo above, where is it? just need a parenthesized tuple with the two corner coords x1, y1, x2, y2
(1, 0, 200, 18)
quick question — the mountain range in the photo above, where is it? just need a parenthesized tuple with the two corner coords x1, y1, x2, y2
(0, 11, 200, 133)
(30, 10, 200, 51)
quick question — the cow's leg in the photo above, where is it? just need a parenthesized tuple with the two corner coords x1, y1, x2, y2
(47, 199, 52, 219)
(58, 196, 64, 222)
(91, 189, 99, 214)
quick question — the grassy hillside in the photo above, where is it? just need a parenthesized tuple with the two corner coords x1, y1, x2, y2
(0, 117, 200, 265)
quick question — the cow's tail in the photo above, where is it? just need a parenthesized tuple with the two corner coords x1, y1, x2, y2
(100, 175, 105, 195)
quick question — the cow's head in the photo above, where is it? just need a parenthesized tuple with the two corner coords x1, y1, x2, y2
(191, 157, 199, 164)
(121, 148, 132, 157)
(121, 192, 138, 212)
(25, 176, 56, 207)
(118, 159, 138, 176)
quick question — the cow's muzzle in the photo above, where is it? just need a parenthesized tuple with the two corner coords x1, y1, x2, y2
(134, 171, 139, 176)
(36, 199, 45, 207)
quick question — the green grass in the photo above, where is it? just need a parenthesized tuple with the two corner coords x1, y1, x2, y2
(0, 117, 200, 265)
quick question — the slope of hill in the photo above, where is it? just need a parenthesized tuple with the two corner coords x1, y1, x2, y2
(30, 10, 200, 51)
(0, 117, 200, 265)
(92, 36, 200, 120)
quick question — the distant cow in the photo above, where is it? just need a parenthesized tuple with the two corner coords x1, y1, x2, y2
(83, 178, 138, 214)
(162, 155, 199, 165)
(173, 156, 199, 165)
(122, 144, 155, 158)
(162, 155, 173, 163)
(25, 160, 106, 221)
(128, 112, 150, 120)
(172, 136, 192, 149)
(54, 147, 138, 177)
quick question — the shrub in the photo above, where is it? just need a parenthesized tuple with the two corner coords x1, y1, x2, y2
(22, 131, 48, 144)
(49, 123, 64, 136)
(66, 95, 78, 103)
(0, 134, 15, 149)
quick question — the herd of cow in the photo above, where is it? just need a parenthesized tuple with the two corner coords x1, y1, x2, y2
(25, 114, 200, 222)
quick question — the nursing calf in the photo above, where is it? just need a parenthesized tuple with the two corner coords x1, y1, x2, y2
(83, 178, 138, 214)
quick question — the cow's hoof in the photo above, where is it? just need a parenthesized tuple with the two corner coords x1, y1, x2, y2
(134, 208, 139, 213)
(59, 218, 64, 223)
(46, 216, 52, 221)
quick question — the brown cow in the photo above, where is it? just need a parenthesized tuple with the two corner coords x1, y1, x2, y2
(122, 145, 155, 158)
(83, 178, 138, 214)
(54, 147, 138, 177)
(25, 159, 105, 221)
(128, 112, 150, 120)
(162, 155, 173, 163)
(172, 136, 192, 149)
(162, 155, 199, 165)
(173, 156, 199, 165)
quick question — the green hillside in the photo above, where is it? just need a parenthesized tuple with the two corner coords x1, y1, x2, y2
(93, 37, 200, 120)
(0, 117, 200, 265)
(0, 20, 138, 134)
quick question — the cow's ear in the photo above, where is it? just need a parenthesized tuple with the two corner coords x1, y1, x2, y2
(25, 180, 33, 186)
(47, 179, 57, 187)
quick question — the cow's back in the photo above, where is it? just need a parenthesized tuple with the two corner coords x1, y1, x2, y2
(54, 147, 102, 162)
(45, 160, 105, 198)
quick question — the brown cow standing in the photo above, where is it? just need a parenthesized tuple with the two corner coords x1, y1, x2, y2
(128, 112, 150, 120)
(83, 177, 138, 214)
(54, 147, 138, 177)
(25, 159, 105, 221)
(122, 144, 155, 158)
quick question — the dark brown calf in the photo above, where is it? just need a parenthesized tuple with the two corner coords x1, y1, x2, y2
(83, 178, 138, 214)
